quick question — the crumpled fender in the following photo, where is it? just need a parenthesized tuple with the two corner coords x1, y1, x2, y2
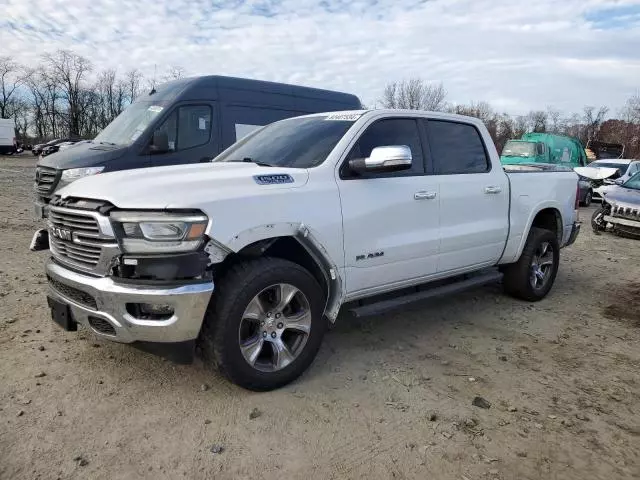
(205, 222, 344, 322)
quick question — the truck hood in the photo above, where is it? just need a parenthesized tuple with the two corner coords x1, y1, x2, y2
(38, 141, 128, 169)
(57, 162, 309, 209)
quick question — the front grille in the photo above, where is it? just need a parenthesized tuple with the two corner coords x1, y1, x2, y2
(47, 275, 97, 310)
(48, 206, 118, 274)
(88, 317, 116, 336)
(612, 205, 640, 221)
(35, 166, 59, 195)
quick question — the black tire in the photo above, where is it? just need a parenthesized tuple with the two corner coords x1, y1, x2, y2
(200, 257, 326, 391)
(591, 207, 607, 232)
(503, 227, 560, 302)
(581, 190, 592, 207)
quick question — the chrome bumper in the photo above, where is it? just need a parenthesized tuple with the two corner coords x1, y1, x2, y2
(46, 259, 214, 343)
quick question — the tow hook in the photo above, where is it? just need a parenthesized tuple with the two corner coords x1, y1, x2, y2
(30, 229, 49, 251)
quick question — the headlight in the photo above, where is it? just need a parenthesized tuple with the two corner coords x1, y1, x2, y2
(60, 166, 105, 182)
(110, 211, 208, 253)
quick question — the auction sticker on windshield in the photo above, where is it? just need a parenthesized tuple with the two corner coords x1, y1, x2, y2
(325, 112, 363, 121)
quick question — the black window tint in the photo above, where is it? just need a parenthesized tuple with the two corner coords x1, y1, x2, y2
(215, 116, 353, 168)
(178, 105, 212, 150)
(428, 120, 489, 174)
(156, 110, 177, 151)
(155, 105, 212, 152)
(345, 118, 424, 177)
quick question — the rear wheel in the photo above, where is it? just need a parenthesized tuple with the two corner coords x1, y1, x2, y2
(503, 227, 560, 302)
(200, 257, 326, 391)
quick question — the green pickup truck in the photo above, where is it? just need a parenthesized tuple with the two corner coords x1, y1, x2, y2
(501, 133, 588, 168)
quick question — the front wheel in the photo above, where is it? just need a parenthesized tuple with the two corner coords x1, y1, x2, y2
(200, 257, 326, 391)
(581, 190, 592, 207)
(503, 227, 560, 302)
(591, 207, 607, 232)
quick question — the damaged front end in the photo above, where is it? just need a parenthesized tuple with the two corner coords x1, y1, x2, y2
(31, 196, 215, 363)
(592, 191, 640, 239)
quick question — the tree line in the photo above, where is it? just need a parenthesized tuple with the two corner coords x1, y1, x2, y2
(1, 51, 639, 158)
(382, 78, 640, 158)
(0, 50, 184, 142)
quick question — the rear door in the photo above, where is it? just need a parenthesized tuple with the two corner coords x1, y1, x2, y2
(146, 102, 219, 167)
(425, 119, 508, 273)
(338, 117, 440, 297)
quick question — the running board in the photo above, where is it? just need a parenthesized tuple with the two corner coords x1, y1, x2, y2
(348, 270, 503, 318)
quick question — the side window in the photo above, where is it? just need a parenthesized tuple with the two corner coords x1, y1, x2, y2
(156, 110, 177, 151)
(178, 105, 212, 150)
(427, 120, 490, 175)
(155, 105, 212, 152)
(343, 118, 424, 178)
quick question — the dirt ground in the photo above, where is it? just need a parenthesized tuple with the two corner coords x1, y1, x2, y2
(0, 155, 638, 480)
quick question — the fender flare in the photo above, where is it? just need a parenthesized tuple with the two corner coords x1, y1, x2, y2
(205, 223, 345, 322)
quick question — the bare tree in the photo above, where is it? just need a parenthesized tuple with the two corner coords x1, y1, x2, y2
(527, 110, 547, 133)
(582, 106, 609, 143)
(382, 78, 447, 111)
(546, 107, 562, 133)
(164, 66, 186, 81)
(125, 69, 143, 102)
(43, 50, 93, 136)
(0, 56, 30, 118)
(513, 115, 528, 138)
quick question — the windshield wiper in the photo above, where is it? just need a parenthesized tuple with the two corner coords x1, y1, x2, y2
(228, 157, 275, 167)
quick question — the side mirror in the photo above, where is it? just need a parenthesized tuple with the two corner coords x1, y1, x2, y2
(614, 178, 624, 185)
(348, 145, 412, 174)
(150, 131, 169, 154)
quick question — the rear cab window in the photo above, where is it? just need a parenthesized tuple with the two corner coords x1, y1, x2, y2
(426, 120, 490, 174)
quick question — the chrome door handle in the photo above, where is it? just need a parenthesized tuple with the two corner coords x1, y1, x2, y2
(484, 186, 502, 194)
(414, 191, 437, 200)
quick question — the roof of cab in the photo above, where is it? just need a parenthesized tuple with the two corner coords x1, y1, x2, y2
(141, 75, 361, 111)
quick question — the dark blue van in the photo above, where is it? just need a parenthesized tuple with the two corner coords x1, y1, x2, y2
(34, 75, 361, 217)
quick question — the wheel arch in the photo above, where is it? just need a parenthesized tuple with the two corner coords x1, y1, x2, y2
(206, 223, 344, 322)
(510, 206, 563, 263)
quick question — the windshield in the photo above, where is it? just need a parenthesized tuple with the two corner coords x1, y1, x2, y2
(591, 162, 628, 175)
(502, 141, 535, 157)
(623, 172, 640, 190)
(94, 101, 166, 146)
(214, 115, 356, 168)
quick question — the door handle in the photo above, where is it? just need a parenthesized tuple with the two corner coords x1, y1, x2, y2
(414, 191, 437, 200)
(484, 186, 502, 194)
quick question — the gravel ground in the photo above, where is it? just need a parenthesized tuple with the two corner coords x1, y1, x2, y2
(1, 155, 639, 480)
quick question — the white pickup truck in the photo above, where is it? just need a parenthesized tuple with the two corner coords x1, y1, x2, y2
(33, 110, 580, 390)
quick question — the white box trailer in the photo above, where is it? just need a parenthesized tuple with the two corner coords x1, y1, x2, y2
(0, 118, 17, 155)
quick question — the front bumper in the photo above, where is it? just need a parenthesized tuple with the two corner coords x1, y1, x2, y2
(604, 215, 640, 229)
(45, 259, 214, 343)
(564, 222, 581, 247)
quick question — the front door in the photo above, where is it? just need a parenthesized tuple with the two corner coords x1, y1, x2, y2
(147, 103, 219, 167)
(338, 117, 440, 297)
(425, 119, 509, 273)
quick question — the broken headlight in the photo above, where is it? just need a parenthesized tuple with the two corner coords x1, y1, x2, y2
(110, 211, 208, 253)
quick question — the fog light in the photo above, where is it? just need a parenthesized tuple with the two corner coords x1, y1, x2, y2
(139, 303, 174, 316)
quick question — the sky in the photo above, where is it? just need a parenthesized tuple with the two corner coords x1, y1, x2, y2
(2, 0, 640, 115)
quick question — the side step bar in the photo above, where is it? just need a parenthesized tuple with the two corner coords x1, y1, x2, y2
(348, 270, 503, 318)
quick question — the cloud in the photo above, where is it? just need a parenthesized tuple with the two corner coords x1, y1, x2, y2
(2, 0, 640, 114)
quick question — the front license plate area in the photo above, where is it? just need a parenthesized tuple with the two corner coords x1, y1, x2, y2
(47, 296, 77, 331)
